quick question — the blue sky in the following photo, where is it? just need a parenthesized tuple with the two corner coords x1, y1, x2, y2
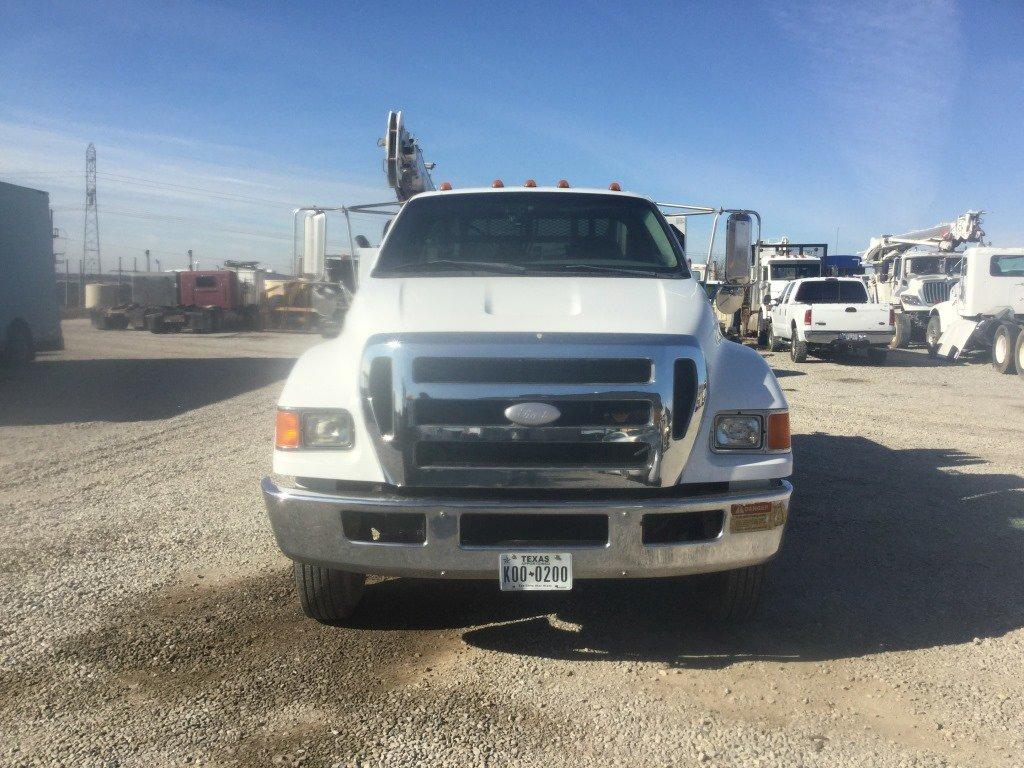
(1, 0, 1022, 272)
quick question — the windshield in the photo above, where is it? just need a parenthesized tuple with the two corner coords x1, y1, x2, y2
(770, 262, 821, 281)
(904, 257, 942, 276)
(794, 280, 868, 304)
(373, 192, 687, 278)
(945, 257, 964, 275)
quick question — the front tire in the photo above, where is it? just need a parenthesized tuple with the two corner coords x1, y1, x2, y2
(706, 564, 767, 622)
(891, 312, 912, 349)
(293, 562, 365, 625)
(926, 314, 942, 358)
(991, 324, 1018, 374)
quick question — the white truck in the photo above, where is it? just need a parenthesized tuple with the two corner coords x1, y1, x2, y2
(927, 247, 1024, 379)
(766, 277, 893, 364)
(0, 181, 64, 365)
(739, 239, 824, 345)
(862, 211, 985, 348)
(262, 115, 793, 625)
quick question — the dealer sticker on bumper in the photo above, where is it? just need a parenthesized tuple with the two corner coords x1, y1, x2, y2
(499, 552, 573, 591)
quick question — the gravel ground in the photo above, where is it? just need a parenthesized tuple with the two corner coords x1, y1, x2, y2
(1, 319, 1022, 767)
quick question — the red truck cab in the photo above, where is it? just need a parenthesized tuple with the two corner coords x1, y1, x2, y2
(178, 270, 242, 310)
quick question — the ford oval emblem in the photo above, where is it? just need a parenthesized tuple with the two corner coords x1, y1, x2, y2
(504, 402, 561, 426)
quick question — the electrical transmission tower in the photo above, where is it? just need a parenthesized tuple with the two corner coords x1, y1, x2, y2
(83, 143, 101, 276)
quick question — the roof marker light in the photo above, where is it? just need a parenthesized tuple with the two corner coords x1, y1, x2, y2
(492, 179, 504, 188)
(524, 179, 537, 188)
(608, 182, 621, 191)
(556, 179, 570, 188)
(439, 182, 453, 191)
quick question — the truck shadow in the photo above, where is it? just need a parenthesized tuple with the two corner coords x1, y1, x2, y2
(355, 433, 1024, 667)
(0, 357, 295, 425)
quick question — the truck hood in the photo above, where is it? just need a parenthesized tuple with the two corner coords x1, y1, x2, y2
(342, 276, 714, 337)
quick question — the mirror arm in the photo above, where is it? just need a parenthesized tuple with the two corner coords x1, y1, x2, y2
(343, 207, 358, 290)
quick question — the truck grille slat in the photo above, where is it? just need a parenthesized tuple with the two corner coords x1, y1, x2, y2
(413, 399, 652, 427)
(412, 357, 651, 384)
(922, 281, 951, 305)
(416, 441, 650, 469)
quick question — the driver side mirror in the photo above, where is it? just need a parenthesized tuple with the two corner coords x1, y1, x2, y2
(297, 210, 327, 277)
(762, 295, 773, 306)
(723, 213, 752, 286)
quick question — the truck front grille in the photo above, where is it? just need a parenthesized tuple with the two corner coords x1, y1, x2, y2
(922, 281, 952, 305)
(360, 333, 707, 489)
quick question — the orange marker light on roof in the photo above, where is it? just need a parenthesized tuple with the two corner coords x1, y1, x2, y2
(275, 409, 301, 450)
(556, 179, 570, 188)
(492, 179, 504, 188)
(524, 179, 537, 188)
(439, 182, 452, 191)
(608, 182, 622, 191)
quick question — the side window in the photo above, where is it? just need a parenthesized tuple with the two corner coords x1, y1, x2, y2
(194, 275, 218, 289)
(991, 255, 1024, 277)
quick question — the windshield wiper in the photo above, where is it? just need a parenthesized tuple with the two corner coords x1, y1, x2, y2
(378, 259, 526, 275)
(524, 262, 676, 278)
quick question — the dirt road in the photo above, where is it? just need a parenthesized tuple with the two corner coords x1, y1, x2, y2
(2, 320, 1022, 767)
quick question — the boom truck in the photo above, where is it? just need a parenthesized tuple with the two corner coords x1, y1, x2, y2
(862, 211, 986, 347)
(262, 111, 794, 625)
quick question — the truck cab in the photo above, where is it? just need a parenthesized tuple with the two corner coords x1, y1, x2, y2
(875, 251, 965, 347)
(929, 247, 1024, 377)
(263, 187, 793, 624)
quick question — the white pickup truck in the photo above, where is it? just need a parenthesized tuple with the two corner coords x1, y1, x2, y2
(263, 187, 793, 624)
(767, 277, 893, 363)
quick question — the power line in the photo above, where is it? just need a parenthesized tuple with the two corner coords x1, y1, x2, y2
(52, 204, 292, 241)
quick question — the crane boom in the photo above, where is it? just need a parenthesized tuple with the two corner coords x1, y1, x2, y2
(380, 110, 436, 202)
(862, 210, 985, 267)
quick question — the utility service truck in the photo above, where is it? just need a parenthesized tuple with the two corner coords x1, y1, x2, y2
(766, 277, 893, 363)
(0, 181, 63, 365)
(262, 113, 793, 625)
(928, 248, 1024, 379)
(863, 211, 985, 348)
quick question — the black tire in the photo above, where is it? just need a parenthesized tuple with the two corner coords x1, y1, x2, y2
(991, 324, 1018, 374)
(706, 564, 767, 622)
(867, 347, 888, 365)
(890, 313, 912, 349)
(789, 328, 808, 363)
(756, 319, 769, 349)
(293, 562, 365, 625)
(2, 322, 35, 366)
(767, 324, 785, 352)
(926, 314, 942, 358)
(1015, 331, 1024, 382)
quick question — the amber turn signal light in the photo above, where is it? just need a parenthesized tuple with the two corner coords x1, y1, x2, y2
(275, 409, 301, 449)
(766, 411, 791, 451)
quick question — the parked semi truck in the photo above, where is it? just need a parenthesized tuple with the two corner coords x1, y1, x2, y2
(93, 269, 262, 332)
(928, 247, 1024, 379)
(0, 181, 63, 365)
(262, 113, 793, 625)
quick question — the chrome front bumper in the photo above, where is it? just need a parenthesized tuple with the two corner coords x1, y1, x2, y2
(262, 476, 793, 580)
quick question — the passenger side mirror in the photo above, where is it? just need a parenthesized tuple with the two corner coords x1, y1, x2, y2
(762, 295, 772, 306)
(724, 213, 752, 286)
(297, 210, 327, 277)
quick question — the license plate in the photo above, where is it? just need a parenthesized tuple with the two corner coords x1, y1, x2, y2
(838, 332, 867, 341)
(499, 552, 572, 591)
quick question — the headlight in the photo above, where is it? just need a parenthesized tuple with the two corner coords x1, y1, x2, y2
(901, 295, 921, 306)
(276, 408, 354, 450)
(713, 414, 763, 451)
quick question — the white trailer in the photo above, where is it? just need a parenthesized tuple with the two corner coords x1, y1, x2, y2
(0, 181, 63, 365)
